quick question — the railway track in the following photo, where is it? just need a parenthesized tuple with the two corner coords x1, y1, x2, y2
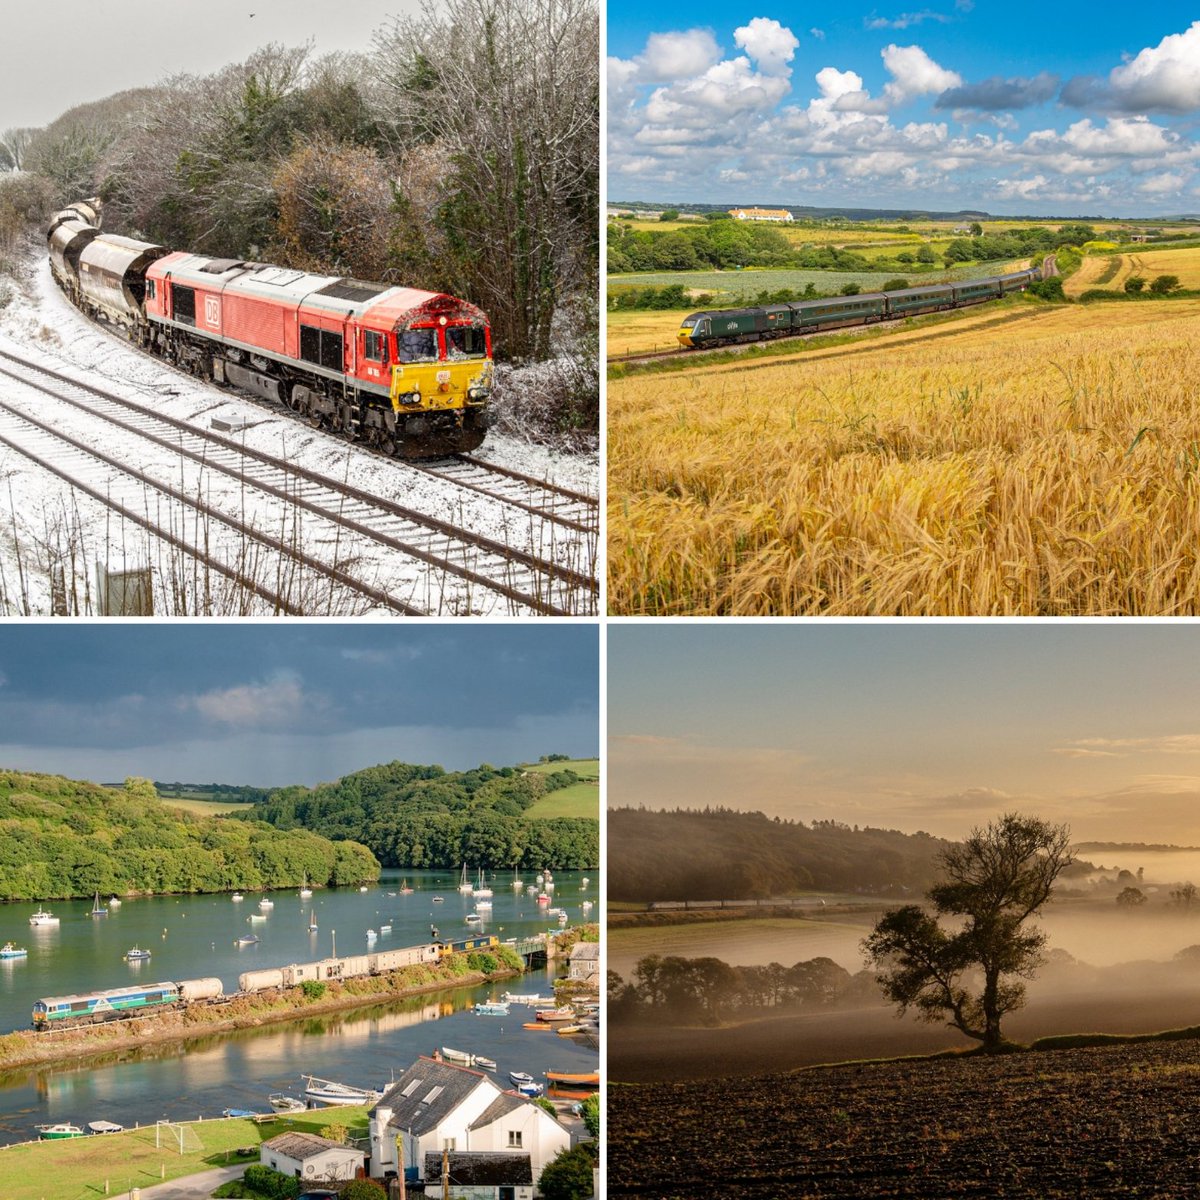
(407, 454, 598, 534)
(0, 345, 597, 615)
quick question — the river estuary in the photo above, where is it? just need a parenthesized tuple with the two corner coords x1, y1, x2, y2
(0, 868, 596, 1143)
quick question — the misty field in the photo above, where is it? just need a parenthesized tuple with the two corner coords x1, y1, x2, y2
(608, 299, 1200, 615)
(609, 1037, 1200, 1197)
(608, 914, 873, 978)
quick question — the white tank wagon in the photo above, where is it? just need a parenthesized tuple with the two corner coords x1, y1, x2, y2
(238, 967, 287, 993)
(77, 234, 167, 328)
(177, 977, 224, 1002)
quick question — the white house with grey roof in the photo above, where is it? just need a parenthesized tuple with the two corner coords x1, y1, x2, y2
(368, 1056, 569, 1190)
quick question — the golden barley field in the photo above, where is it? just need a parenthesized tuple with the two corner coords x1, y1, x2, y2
(608, 309, 693, 357)
(608, 299, 1200, 615)
(1066, 245, 1200, 296)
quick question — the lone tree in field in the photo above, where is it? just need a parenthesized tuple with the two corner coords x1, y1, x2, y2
(863, 813, 1073, 1053)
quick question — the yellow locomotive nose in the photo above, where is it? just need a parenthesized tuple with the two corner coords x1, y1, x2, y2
(677, 327, 694, 347)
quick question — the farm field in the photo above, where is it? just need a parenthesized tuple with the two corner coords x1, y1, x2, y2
(608, 1036, 1200, 1197)
(1065, 244, 1200, 296)
(608, 299, 1200, 615)
(608, 260, 1019, 302)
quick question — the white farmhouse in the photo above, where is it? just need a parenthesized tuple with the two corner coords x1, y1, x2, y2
(368, 1057, 570, 1191)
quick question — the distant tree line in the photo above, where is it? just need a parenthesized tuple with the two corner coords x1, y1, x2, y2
(243, 760, 599, 870)
(608, 953, 879, 1025)
(608, 807, 953, 902)
(606, 219, 1097, 277)
(153, 782, 271, 802)
(0, 771, 378, 900)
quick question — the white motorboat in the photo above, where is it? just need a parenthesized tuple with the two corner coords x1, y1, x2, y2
(302, 1075, 382, 1106)
(258, 898, 274, 910)
(0, 942, 28, 959)
(269, 1093, 308, 1113)
(29, 908, 58, 927)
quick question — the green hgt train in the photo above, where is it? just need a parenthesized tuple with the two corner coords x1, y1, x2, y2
(677, 270, 1039, 349)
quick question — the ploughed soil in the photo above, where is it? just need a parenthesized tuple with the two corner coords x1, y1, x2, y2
(609, 1037, 1200, 1198)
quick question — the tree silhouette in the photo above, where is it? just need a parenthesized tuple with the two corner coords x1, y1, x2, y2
(863, 813, 1073, 1052)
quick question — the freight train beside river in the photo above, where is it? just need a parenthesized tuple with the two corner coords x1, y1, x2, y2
(31, 937, 499, 1029)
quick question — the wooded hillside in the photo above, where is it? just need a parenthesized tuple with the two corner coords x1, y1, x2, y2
(0, 770, 378, 899)
(608, 807, 952, 901)
(246, 759, 599, 869)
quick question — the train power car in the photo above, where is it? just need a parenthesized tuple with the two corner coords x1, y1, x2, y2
(677, 267, 1040, 350)
(46, 202, 495, 458)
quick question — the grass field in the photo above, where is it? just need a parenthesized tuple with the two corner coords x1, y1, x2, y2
(1, 1105, 369, 1200)
(157, 797, 255, 816)
(521, 758, 599, 819)
(524, 758, 599, 778)
(1066, 244, 1200, 296)
(609, 298, 1200, 615)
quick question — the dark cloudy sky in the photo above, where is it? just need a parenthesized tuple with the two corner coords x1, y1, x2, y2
(2, 0, 415, 129)
(0, 625, 598, 785)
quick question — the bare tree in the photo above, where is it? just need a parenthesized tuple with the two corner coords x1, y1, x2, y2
(0, 127, 37, 172)
(373, 0, 598, 359)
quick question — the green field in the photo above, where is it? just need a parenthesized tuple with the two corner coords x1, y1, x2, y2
(525, 781, 600, 820)
(3, 1106, 370, 1200)
(608, 260, 1024, 300)
(524, 758, 599, 779)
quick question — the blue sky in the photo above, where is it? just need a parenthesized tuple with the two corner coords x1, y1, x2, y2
(0, 625, 598, 786)
(608, 2, 1200, 214)
(609, 625, 1200, 843)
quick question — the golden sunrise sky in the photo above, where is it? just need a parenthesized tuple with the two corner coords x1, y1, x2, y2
(609, 624, 1200, 844)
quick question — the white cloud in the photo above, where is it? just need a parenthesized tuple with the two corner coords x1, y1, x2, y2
(1138, 171, 1187, 194)
(1109, 21, 1200, 114)
(881, 43, 962, 105)
(639, 29, 723, 81)
(734, 17, 799, 77)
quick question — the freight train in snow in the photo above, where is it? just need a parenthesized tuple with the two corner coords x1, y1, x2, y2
(677, 269, 1041, 349)
(46, 200, 493, 457)
(31, 936, 499, 1030)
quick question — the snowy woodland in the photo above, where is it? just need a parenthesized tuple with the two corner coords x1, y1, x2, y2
(0, 0, 599, 449)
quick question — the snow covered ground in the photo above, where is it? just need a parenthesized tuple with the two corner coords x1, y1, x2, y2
(0, 248, 598, 616)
